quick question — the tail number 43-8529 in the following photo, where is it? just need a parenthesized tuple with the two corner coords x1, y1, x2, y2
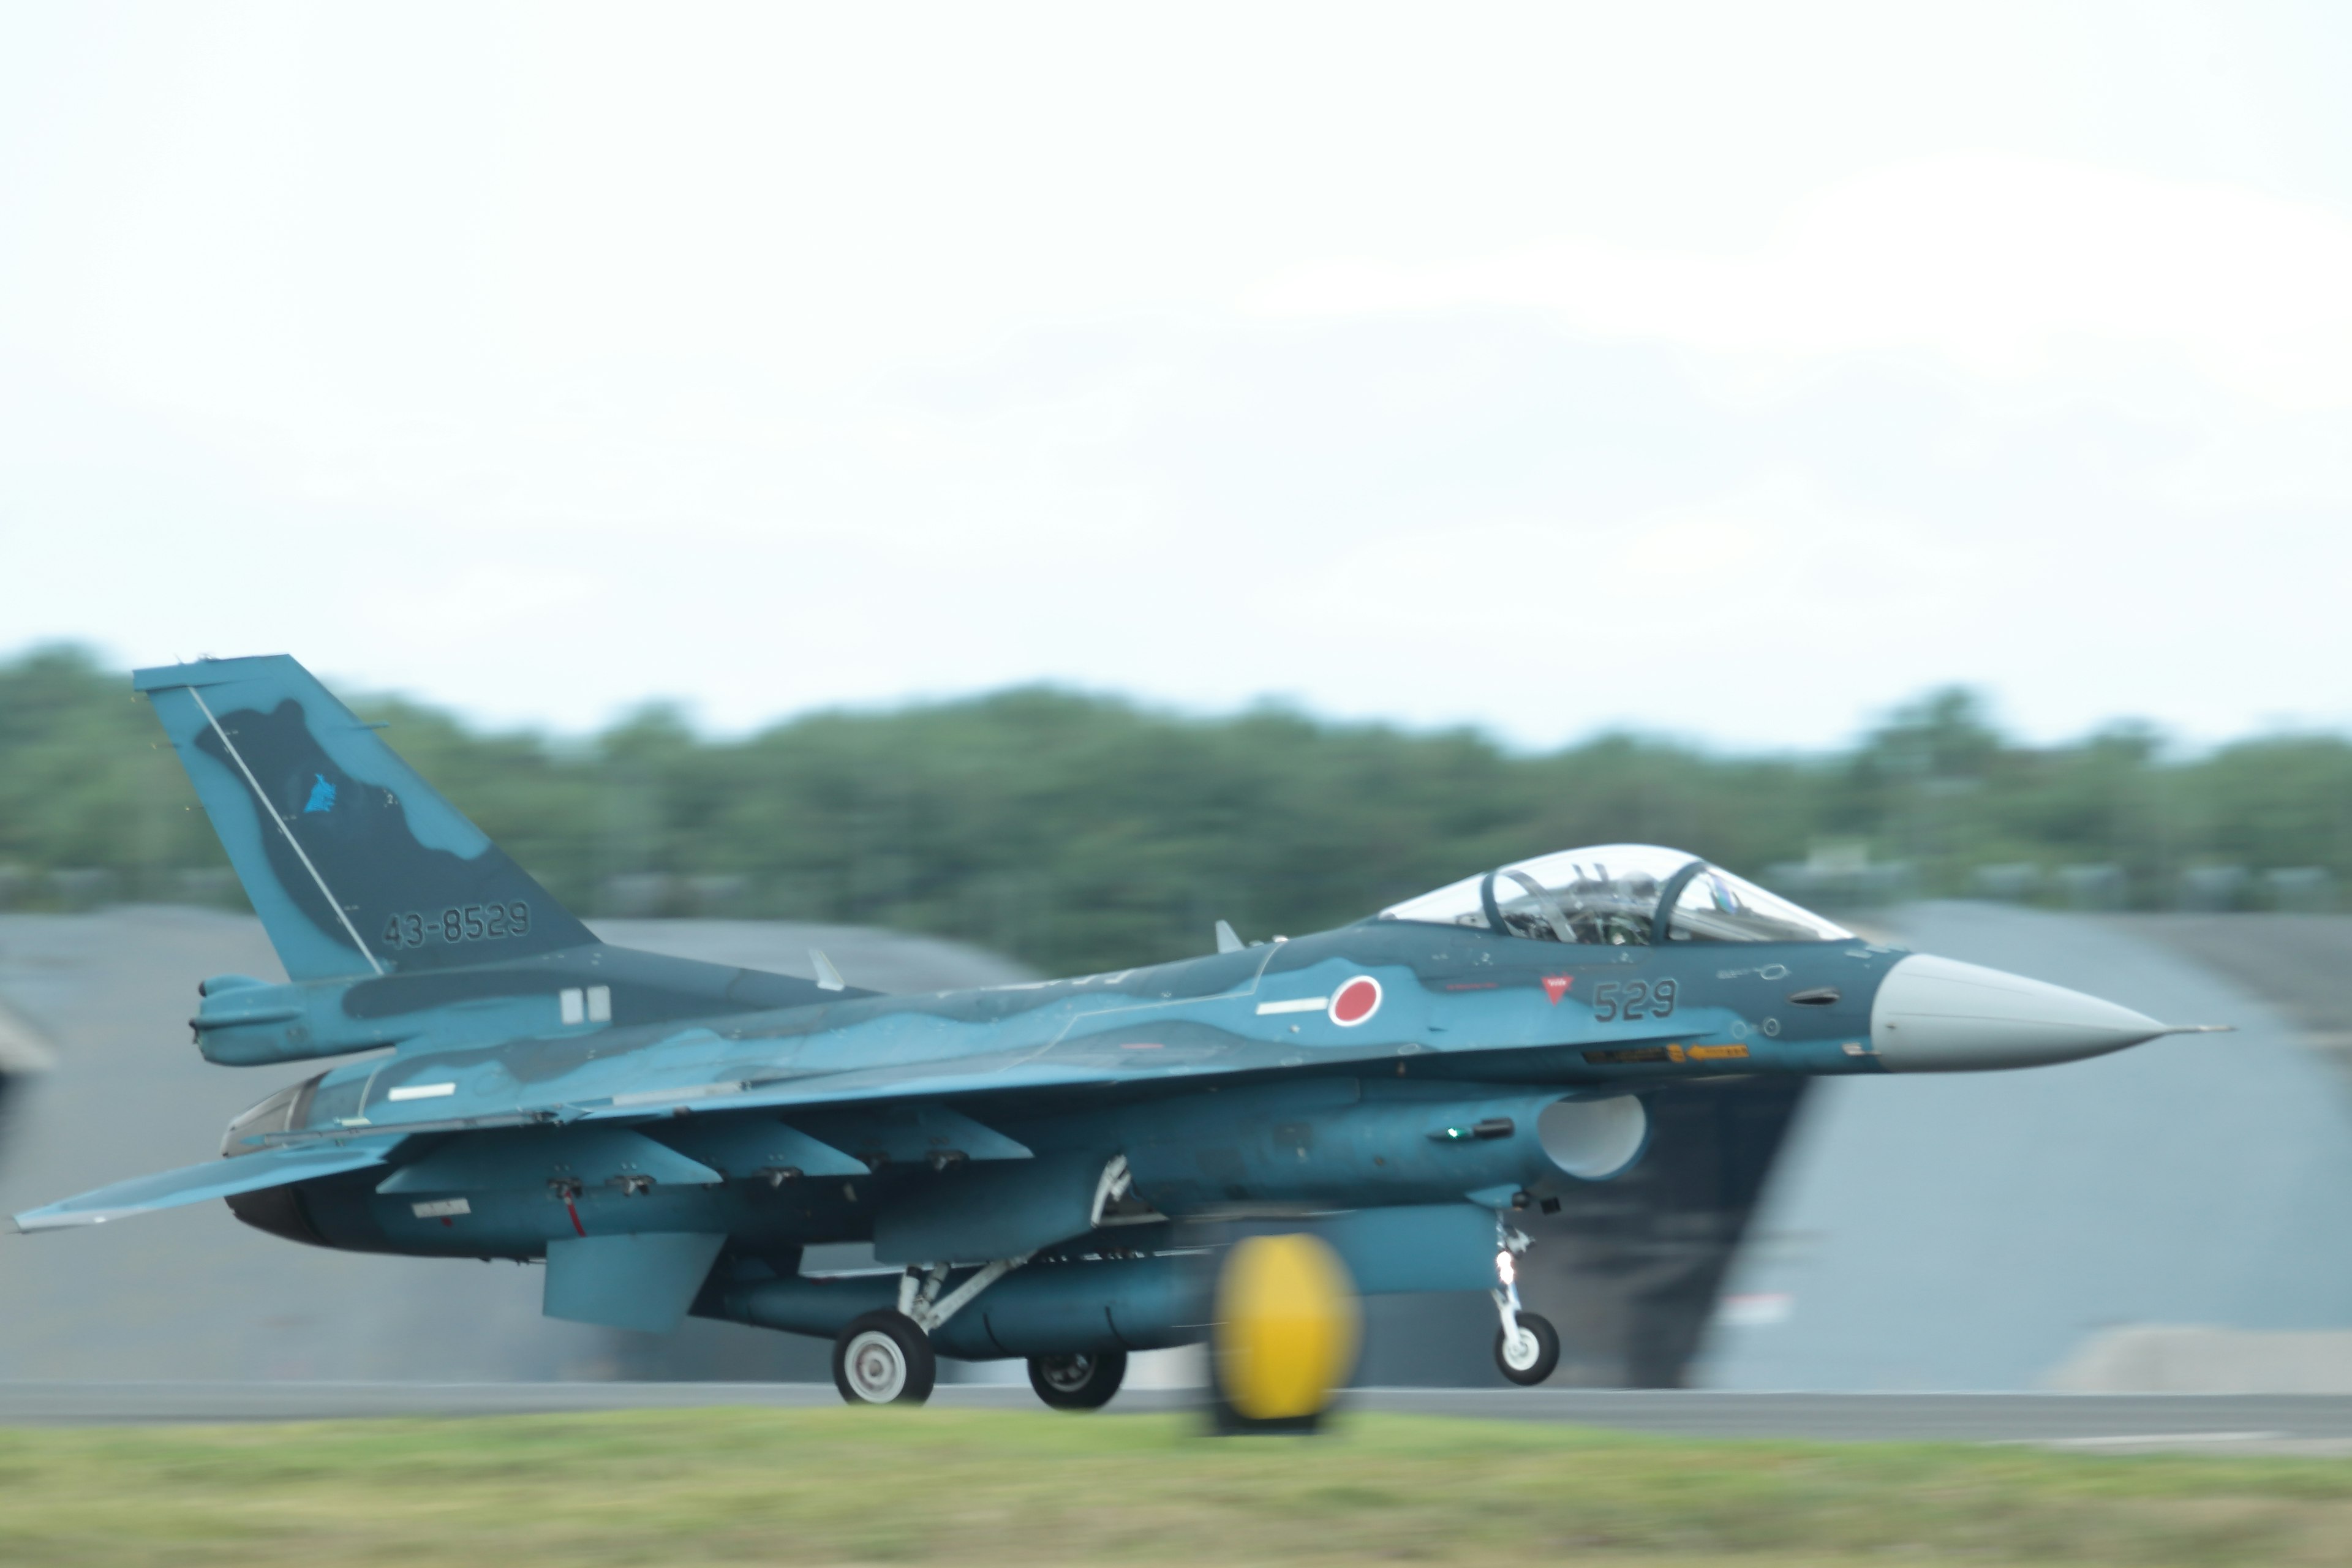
(382, 902, 533, 949)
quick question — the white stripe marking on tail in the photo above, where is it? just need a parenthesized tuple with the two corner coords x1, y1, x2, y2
(188, 687, 386, 976)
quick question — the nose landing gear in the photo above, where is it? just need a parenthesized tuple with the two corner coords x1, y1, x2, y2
(1490, 1223, 1559, 1385)
(1496, 1313, 1559, 1384)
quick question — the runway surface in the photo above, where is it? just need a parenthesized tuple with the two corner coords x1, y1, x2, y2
(9, 1382, 2352, 1452)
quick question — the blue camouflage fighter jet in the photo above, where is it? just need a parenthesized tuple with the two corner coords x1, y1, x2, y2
(14, 657, 2216, 1406)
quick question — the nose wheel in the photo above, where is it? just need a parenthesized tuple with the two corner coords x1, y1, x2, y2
(1027, 1349, 1128, 1410)
(832, 1310, 937, 1406)
(1488, 1218, 1558, 1385)
(1494, 1312, 1559, 1385)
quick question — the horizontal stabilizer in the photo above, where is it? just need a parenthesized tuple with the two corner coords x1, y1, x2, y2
(13, 1142, 393, 1232)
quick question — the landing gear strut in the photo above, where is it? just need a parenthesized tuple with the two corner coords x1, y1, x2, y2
(1490, 1221, 1559, 1385)
(1028, 1349, 1128, 1411)
(832, 1254, 1034, 1407)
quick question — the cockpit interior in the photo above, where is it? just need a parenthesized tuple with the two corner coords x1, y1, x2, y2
(1378, 844, 1852, 946)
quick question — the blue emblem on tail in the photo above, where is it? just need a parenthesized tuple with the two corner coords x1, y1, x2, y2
(303, 774, 336, 815)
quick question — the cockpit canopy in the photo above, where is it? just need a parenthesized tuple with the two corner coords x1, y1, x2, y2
(1379, 843, 1851, 946)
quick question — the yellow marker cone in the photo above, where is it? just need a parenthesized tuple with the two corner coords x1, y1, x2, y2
(1212, 1232, 1360, 1425)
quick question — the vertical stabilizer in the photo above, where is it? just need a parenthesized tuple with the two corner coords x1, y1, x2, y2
(135, 655, 594, 980)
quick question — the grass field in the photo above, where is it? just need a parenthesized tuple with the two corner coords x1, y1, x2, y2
(4, 1408, 2352, 1566)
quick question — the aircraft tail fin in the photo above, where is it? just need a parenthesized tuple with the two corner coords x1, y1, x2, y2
(136, 655, 595, 980)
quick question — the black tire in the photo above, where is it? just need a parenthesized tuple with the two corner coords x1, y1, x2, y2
(1027, 1350, 1128, 1411)
(832, 1310, 937, 1406)
(1495, 1311, 1559, 1386)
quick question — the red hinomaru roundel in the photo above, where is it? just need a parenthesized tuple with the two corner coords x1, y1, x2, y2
(1329, 976, 1382, 1027)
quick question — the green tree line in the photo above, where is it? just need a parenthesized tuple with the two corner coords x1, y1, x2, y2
(4, 645, 2348, 975)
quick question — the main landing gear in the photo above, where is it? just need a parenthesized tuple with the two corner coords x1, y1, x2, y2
(834, 1255, 1134, 1410)
(832, 1310, 937, 1405)
(1027, 1349, 1128, 1410)
(832, 1256, 1028, 1408)
(1490, 1222, 1559, 1386)
(831, 1158, 1148, 1409)
(828, 1310, 1133, 1411)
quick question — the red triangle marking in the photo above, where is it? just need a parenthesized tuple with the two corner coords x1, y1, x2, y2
(1541, 975, 1572, 1004)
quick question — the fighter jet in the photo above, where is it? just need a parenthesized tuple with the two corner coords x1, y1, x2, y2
(13, 657, 2217, 1406)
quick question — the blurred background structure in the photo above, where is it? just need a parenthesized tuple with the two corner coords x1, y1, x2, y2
(0, 992, 55, 1185)
(1699, 903, 2352, 1392)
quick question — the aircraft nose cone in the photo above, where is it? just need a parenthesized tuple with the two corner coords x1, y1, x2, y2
(1869, 954, 2168, 1072)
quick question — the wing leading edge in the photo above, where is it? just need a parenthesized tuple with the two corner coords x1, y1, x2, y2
(12, 1142, 394, 1232)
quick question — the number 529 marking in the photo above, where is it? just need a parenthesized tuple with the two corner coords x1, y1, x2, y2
(1593, 978, 1676, 1022)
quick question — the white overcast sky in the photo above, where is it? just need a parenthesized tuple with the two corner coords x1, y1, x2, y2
(4, 3, 2350, 750)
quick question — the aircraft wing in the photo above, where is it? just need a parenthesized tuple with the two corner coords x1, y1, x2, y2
(572, 1058, 1128, 1121)
(12, 1142, 396, 1232)
(552, 1023, 1644, 1125)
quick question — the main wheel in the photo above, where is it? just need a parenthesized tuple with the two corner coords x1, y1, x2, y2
(1495, 1311, 1559, 1386)
(1027, 1350, 1128, 1411)
(833, 1310, 937, 1406)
